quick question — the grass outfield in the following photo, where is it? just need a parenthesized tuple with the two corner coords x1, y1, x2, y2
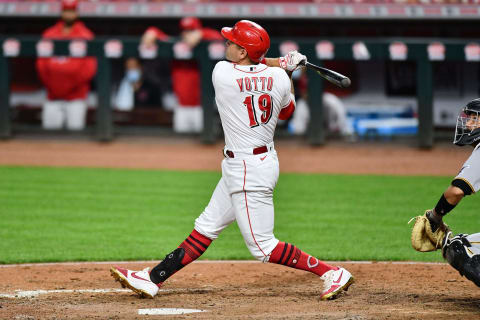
(0, 166, 477, 264)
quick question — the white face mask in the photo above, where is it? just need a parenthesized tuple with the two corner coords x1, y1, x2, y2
(126, 69, 141, 83)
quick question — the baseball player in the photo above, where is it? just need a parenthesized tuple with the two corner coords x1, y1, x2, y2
(424, 98, 480, 233)
(35, 0, 97, 131)
(111, 20, 354, 301)
(411, 98, 480, 286)
(141, 17, 223, 133)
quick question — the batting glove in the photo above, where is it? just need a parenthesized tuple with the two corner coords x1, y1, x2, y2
(279, 50, 307, 72)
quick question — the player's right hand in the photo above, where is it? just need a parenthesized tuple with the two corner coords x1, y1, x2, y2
(279, 50, 307, 72)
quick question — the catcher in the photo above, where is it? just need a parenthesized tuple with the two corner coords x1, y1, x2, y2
(411, 98, 480, 287)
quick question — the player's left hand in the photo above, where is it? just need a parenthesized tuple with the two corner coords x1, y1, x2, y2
(279, 50, 306, 72)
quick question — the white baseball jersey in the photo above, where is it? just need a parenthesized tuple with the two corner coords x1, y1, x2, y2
(194, 60, 295, 262)
(212, 61, 293, 150)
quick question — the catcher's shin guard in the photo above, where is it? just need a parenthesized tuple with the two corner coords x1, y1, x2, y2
(150, 248, 185, 284)
(442, 233, 480, 287)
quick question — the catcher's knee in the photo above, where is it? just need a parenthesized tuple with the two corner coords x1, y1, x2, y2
(443, 234, 480, 287)
(466, 255, 480, 287)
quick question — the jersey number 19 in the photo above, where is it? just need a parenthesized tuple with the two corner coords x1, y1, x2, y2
(243, 94, 273, 128)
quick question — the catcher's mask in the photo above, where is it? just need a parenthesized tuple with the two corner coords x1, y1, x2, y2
(454, 98, 480, 146)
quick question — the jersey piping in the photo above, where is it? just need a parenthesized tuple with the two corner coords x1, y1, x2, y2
(233, 64, 269, 74)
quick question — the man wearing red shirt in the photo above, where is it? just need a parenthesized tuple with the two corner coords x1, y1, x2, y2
(142, 17, 222, 133)
(36, 0, 97, 131)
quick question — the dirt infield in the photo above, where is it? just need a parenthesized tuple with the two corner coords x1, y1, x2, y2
(1, 138, 479, 319)
(1, 261, 479, 320)
(0, 137, 472, 175)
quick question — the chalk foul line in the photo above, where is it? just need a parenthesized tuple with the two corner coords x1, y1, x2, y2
(0, 287, 215, 299)
(0, 260, 448, 268)
(138, 308, 206, 315)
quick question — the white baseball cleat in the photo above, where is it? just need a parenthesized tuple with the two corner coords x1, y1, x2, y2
(110, 266, 159, 298)
(320, 267, 354, 300)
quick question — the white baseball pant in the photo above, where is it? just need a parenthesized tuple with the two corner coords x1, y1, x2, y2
(194, 142, 280, 261)
(173, 105, 203, 133)
(42, 99, 87, 131)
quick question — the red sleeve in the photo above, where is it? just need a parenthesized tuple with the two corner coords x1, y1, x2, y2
(260, 58, 267, 64)
(75, 57, 97, 84)
(35, 58, 51, 87)
(72, 22, 94, 40)
(145, 26, 170, 41)
(201, 28, 223, 41)
(279, 100, 295, 120)
(36, 24, 59, 91)
(42, 23, 60, 38)
(79, 28, 94, 40)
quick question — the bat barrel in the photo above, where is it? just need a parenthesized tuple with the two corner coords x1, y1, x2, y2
(340, 77, 351, 88)
(302, 61, 351, 88)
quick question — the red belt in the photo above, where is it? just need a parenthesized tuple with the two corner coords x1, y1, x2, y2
(225, 145, 268, 158)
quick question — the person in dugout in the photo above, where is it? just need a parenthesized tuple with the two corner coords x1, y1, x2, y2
(36, 0, 97, 131)
(141, 17, 223, 133)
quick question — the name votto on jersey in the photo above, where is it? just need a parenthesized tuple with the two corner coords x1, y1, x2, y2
(236, 77, 274, 92)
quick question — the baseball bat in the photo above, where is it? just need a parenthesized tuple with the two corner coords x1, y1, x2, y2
(300, 61, 351, 88)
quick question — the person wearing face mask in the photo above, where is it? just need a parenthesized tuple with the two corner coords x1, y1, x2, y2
(141, 17, 222, 133)
(115, 58, 143, 111)
(36, 0, 97, 131)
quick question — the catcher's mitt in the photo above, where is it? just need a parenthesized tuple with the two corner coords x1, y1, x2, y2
(409, 210, 450, 252)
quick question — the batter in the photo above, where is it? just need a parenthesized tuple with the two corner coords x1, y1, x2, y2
(111, 20, 354, 301)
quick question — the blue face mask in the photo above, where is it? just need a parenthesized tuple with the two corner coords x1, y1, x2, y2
(292, 69, 302, 80)
(126, 69, 141, 83)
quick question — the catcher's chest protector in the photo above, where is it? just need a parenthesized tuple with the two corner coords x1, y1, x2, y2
(443, 233, 480, 287)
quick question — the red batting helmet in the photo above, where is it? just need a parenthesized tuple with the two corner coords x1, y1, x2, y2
(62, 0, 78, 11)
(180, 17, 202, 31)
(221, 20, 270, 63)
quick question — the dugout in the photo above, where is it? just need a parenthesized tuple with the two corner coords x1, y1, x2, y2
(1, 1, 479, 147)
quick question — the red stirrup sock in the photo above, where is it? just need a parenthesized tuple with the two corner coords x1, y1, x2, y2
(268, 241, 337, 276)
(178, 229, 212, 266)
(150, 229, 212, 285)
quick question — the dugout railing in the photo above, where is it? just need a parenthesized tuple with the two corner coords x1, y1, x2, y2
(0, 37, 478, 147)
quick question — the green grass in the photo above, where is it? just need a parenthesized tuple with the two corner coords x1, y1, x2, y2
(0, 166, 477, 264)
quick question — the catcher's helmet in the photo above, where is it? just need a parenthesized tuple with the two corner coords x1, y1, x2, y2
(221, 20, 270, 63)
(454, 98, 480, 146)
